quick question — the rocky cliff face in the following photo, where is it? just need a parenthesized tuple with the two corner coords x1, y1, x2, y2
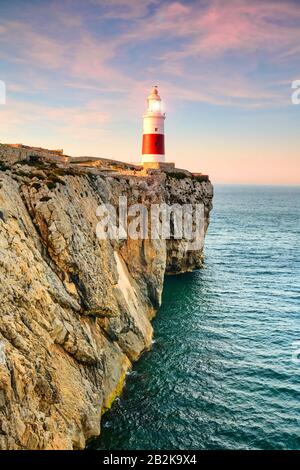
(0, 145, 213, 449)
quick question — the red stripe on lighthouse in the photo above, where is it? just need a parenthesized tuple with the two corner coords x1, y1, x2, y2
(142, 134, 165, 155)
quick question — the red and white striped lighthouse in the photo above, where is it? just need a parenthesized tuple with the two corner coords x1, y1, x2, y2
(142, 86, 165, 164)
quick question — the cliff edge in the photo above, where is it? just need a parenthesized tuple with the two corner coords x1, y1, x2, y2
(0, 144, 213, 449)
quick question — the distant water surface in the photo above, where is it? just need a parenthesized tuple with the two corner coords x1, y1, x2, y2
(89, 185, 300, 450)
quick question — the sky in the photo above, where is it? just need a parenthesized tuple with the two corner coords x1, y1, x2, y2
(0, 0, 299, 184)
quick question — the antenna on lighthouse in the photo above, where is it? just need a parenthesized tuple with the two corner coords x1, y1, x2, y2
(142, 86, 165, 166)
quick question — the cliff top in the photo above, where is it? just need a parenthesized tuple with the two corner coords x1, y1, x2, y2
(0, 143, 209, 182)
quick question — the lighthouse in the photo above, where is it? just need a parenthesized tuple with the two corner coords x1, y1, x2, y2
(142, 86, 165, 165)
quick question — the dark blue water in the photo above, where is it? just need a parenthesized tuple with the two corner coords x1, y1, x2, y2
(90, 185, 300, 450)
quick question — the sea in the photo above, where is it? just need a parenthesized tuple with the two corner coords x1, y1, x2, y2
(88, 185, 300, 450)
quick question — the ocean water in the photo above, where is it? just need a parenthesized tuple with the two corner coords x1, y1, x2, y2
(89, 185, 300, 450)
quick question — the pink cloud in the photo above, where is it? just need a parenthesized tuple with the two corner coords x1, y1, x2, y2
(156, 0, 300, 61)
(0, 21, 66, 69)
(0, 99, 110, 141)
(92, 0, 160, 20)
(1, 0, 299, 111)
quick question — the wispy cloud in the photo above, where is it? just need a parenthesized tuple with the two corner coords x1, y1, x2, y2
(91, 0, 160, 20)
(0, 20, 66, 69)
(156, 1, 300, 60)
(1, 0, 299, 109)
(1, 98, 110, 148)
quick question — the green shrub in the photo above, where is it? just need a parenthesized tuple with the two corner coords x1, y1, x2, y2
(193, 174, 209, 183)
(46, 181, 57, 190)
(48, 173, 66, 186)
(0, 160, 10, 171)
(167, 172, 188, 180)
(40, 196, 52, 202)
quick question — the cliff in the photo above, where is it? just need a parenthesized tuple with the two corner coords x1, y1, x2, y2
(0, 144, 213, 449)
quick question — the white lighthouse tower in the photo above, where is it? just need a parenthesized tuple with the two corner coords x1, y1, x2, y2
(141, 86, 165, 165)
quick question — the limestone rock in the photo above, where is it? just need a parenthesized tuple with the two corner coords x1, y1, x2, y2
(0, 145, 213, 449)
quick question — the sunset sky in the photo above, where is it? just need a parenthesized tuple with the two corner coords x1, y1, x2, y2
(0, 0, 299, 184)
